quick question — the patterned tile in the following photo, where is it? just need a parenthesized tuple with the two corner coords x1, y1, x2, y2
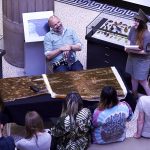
(55, 0, 136, 19)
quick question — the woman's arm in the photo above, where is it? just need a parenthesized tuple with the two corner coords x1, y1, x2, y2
(134, 111, 145, 138)
(78, 108, 92, 133)
(125, 48, 146, 54)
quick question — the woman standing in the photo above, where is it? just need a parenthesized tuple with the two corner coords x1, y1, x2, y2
(125, 9, 150, 98)
(92, 86, 132, 144)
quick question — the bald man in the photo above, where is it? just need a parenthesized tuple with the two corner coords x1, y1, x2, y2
(44, 15, 83, 73)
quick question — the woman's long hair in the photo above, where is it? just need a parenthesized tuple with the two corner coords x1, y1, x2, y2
(65, 92, 83, 127)
(136, 20, 148, 49)
(98, 86, 118, 110)
(25, 111, 44, 145)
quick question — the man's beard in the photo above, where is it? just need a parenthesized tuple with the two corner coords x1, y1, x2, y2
(56, 26, 63, 34)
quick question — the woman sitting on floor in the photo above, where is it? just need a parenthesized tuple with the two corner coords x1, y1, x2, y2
(134, 95, 150, 138)
(15, 111, 52, 150)
(50, 91, 92, 150)
(92, 86, 133, 144)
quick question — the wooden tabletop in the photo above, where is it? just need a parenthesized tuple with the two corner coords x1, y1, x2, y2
(0, 67, 126, 102)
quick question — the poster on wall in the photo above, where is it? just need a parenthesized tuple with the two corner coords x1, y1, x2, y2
(22, 11, 53, 43)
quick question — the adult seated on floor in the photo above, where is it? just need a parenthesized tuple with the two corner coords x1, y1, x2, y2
(15, 111, 52, 150)
(92, 86, 133, 144)
(50, 91, 92, 149)
(0, 113, 15, 150)
(134, 95, 150, 138)
(44, 15, 83, 73)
